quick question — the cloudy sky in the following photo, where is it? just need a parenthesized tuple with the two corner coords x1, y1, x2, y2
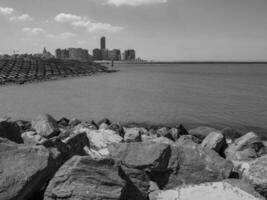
(0, 0, 267, 61)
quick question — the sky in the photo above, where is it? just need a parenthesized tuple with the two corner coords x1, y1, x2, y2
(0, 0, 267, 61)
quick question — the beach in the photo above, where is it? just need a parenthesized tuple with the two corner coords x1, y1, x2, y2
(0, 63, 267, 135)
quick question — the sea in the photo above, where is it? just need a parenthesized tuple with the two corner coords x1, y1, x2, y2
(0, 62, 267, 137)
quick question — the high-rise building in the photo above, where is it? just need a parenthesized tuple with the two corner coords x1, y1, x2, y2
(100, 37, 106, 49)
(123, 49, 136, 61)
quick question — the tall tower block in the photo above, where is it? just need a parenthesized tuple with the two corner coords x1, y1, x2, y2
(100, 36, 106, 49)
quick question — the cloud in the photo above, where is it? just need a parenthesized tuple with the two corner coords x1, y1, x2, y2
(102, 0, 168, 6)
(10, 14, 32, 21)
(22, 27, 45, 35)
(54, 13, 123, 33)
(54, 13, 82, 22)
(46, 32, 76, 39)
(0, 7, 15, 15)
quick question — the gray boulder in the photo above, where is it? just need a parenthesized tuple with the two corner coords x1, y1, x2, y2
(0, 141, 63, 200)
(225, 132, 265, 161)
(201, 131, 227, 154)
(44, 156, 125, 200)
(189, 126, 221, 140)
(109, 142, 171, 172)
(31, 114, 60, 139)
(0, 119, 23, 143)
(21, 131, 47, 145)
(123, 127, 142, 142)
(164, 143, 233, 189)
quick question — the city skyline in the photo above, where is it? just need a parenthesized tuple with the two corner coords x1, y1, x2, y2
(0, 0, 267, 61)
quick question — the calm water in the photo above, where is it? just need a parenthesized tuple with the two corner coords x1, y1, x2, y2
(0, 63, 267, 136)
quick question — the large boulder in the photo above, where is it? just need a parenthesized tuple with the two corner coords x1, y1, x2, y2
(31, 114, 60, 139)
(201, 131, 227, 154)
(73, 126, 122, 159)
(0, 141, 63, 200)
(150, 180, 264, 200)
(109, 142, 171, 172)
(237, 155, 267, 198)
(164, 143, 233, 189)
(123, 127, 142, 142)
(0, 119, 23, 143)
(44, 156, 126, 200)
(21, 131, 47, 145)
(225, 132, 265, 161)
(189, 126, 221, 140)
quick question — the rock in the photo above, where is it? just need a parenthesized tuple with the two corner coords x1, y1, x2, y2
(31, 114, 60, 139)
(123, 127, 142, 142)
(175, 135, 200, 147)
(0, 119, 23, 143)
(177, 124, 189, 135)
(108, 123, 125, 137)
(63, 132, 89, 156)
(57, 117, 69, 127)
(98, 118, 111, 126)
(168, 128, 179, 141)
(0, 142, 63, 200)
(73, 126, 122, 158)
(109, 142, 171, 172)
(238, 155, 267, 198)
(156, 127, 174, 140)
(150, 180, 264, 200)
(119, 165, 150, 200)
(68, 118, 81, 127)
(225, 132, 265, 161)
(99, 122, 109, 130)
(148, 129, 157, 136)
(189, 126, 221, 140)
(15, 120, 31, 132)
(21, 131, 47, 145)
(164, 143, 233, 189)
(44, 156, 125, 200)
(201, 131, 227, 154)
(222, 127, 242, 144)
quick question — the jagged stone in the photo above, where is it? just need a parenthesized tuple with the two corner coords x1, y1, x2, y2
(22, 131, 47, 145)
(0, 141, 63, 200)
(225, 132, 265, 161)
(236, 155, 267, 198)
(123, 127, 142, 142)
(109, 142, 171, 172)
(201, 131, 227, 154)
(44, 156, 125, 200)
(31, 114, 60, 139)
(150, 180, 264, 200)
(0, 119, 23, 143)
(189, 126, 221, 140)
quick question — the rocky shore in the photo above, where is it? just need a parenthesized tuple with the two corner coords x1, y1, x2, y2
(0, 114, 267, 200)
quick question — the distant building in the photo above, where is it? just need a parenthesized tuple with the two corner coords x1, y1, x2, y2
(108, 49, 121, 61)
(55, 48, 91, 61)
(123, 49, 136, 61)
(101, 49, 109, 60)
(55, 48, 69, 59)
(42, 48, 54, 59)
(93, 48, 102, 60)
(101, 37, 106, 50)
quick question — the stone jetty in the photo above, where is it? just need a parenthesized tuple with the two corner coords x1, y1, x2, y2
(0, 114, 267, 200)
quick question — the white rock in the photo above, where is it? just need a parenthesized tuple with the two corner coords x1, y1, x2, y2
(151, 182, 264, 200)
